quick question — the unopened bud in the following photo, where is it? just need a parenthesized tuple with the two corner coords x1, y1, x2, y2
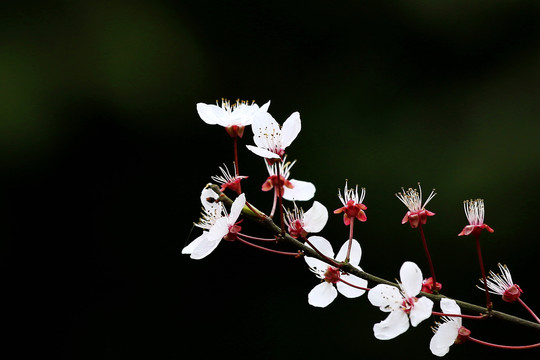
(455, 326, 471, 344)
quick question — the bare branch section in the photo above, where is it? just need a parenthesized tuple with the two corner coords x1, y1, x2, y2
(207, 183, 540, 332)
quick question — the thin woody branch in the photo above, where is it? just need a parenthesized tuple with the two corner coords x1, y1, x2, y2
(208, 183, 540, 333)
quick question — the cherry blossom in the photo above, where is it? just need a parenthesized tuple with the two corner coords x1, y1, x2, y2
(211, 163, 248, 195)
(283, 201, 328, 238)
(396, 184, 436, 228)
(333, 181, 367, 225)
(246, 110, 301, 161)
(368, 261, 434, 340)
(458, 199, 494, 236)
(430, 299, 465, 357)
(478, 263, 522, 302)
(197, 99, 270, 138)
(304, 236, 368, 307)
(182, 190, 246, 259)
(261, 156, 315, 201)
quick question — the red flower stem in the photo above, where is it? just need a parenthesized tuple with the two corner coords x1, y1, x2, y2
(237, 236, 299, 256)
(468, 336, 540, 350)
(237, 232, 277, 242)
(337, 277, 370, 291)
(418, 224, 438, 293)
(345, 217, 355, 262)
(431, 311, 486, 320)
(303, 237, 341, 267)
(232, 136, 241, 193)
(475, 233, 492, 311)
(518, 298, 540, 324)
(275, 161, 286, 234)
(269, 189, 278, 218)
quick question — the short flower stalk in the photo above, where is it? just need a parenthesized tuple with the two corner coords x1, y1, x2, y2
(396, 184, 439, 293)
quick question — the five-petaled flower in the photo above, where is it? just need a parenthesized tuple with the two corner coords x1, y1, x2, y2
(458, 199, 494, 237)
(182, 188, 246, 259)
(261, 156, 315, 201)
(197, 99, 270, 138)
(396, 184, 436, 228)
(478, 263, 522, 302)
(368, 261, 434, 340)
(246, 110, 301, 162)
(284, 201, 328, 238)
(334, 181, 367, 225)
(304, 236, 368, 308)
(430, 299, 470, 357)
(211, 163, 248, 195)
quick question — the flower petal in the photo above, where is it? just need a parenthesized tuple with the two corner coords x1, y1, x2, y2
(182, 232, 207, 255)
(246, 145, 281, 159)
(336, 273, 367, 298)
(200, 187, 220, 210)
(373, 309, 410, 340)
(368, 284, 402, 312)
(335, 239, 361, 267)
(304, 236, 334, 260)
(283, 179, 315, 201)
(400, 261, 423, 297)
(196, 103, 227, 125)
(281, 111, 301, 148)
(410, 296, 433, 327)
(206, 217, 229, 242)
(228, 193, 246, 223)
(308, 282, 337, 308)
(302, 201, 328, 233)
(430, 321, 459, 357)
(185, 232, 222, 260)
(251, 111, 279, 148)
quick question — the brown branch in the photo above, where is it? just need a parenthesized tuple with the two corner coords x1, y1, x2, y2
(208, 183, 540, 332)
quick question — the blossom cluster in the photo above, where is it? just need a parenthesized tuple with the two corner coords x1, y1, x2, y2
(183, 99, 539, 356)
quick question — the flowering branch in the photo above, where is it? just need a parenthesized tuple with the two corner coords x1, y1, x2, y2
(207, 183, 540, 333)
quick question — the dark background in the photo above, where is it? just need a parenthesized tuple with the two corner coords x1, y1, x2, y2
(2, 1, 540, 359)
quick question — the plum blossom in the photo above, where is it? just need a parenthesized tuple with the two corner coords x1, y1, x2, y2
(284, 201, 328, 238)
(478, 263, 522, 302)
(197, 99, 270, 138)
(430, 299, 468, 357)
(211, 163, 248, 195)
(182, 189, 246, 259)
(246, 110, 301, 161)
(262, 156, 315, 201)
(396, 184, 436, 228)
(333, 181, 367, 225)
(368, 261, 434, 340)
(458, 199, 494, 236)
(304, 236, 368, 307)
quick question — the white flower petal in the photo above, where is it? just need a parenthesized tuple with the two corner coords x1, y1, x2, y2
(200, 187, 219, 210)
(246, 145, 281, 159)
(207, 217, 229, 242)
(336, 273, 367, 298)
(182, 232, 207, 255)
(400, 261, 423, 297)
(335, 239, 361, 266)
(196, 103, 226, 125)
(430, 321, 459, 357)
(251, 111, 279, 148)
(368, 284, 403, 312)
(228, 193, 246, 223)
(440, 298, 461, 316)
(260, 100, 271, 112)
(302, 201, 328, 233)
(283, 179, 315, 201)
(281, 111, 301, 148)
(308, 282, 338, 308)
(304, 236, 334, 259)
(188, 233, 222, 260)
(410, 296, 434, 327)
(373, 309, 410, 340)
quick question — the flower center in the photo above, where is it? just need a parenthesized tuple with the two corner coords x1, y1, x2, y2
(401, 296, 418, 314)
(324, 266, 341, 284)
(502, 284, 522, 303)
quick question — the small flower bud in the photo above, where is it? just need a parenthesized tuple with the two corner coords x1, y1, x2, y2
(455, 326, 471, 344)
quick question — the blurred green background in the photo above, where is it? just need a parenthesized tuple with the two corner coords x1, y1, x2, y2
(3, 1, 540, 359)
